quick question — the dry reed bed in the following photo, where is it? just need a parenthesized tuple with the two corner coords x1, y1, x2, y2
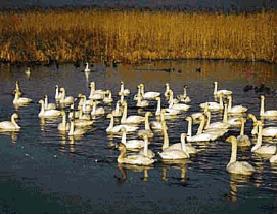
(0, 9, 276, 63)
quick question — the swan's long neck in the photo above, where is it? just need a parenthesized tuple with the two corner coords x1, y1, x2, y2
(197, 117, 205, 134)
(120, 94, 124, 103)
(62, 113, 66, 126)
(55, 86, 59, 99)
(204, 112, 211, 129)
(260, 97, 265, 116)
(121, 130, 127, 144)
(143, 137, 148, 156)
(118, 147, 126, 162)
(11, 115, 20, 129)
(141, 85, 144, 96)
(163, 129, 169, 150)
(44, 96, 48, 109)
(145, 114, 150, 130)
(218, 95, 223, 109)
(187, 119, 192, 136)
(228, 140, 237, 165)
(155, 98, 161, 115)
(165, 85, 170, 96)
(107, 116, 114, 131)
(257, 124, 263, 147)
(120, 83, 124, 92)
(115, 102, 120, 113)
(92, 102, 96, 114)
(180, 134, 186, 150)
(228, 96, 232, 112)
(69, 120, 75, 135)
(121, 104, 128, 122)
(240, 120, 245, 135)
(183, 87, 187, 97)
(214, 82, 218, 94)
(160, 112, 165, 122)
(223, 104, 228, 123)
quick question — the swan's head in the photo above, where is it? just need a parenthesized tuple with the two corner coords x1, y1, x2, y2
(118, 143, 127, 151)
(90, 82, 95, 88)
(142, 134, 148, 141)
(165, 83, 169, 87)
(55, 85, 58, 89)
(226, 135, 236, 143)
(120, 127, 127, 132)
(38, 99, 44, 104)
(145, 112, 152, 117)
(12, 113, 19, 120)
(214, 81, 218, 86)
(120, 81, 124, 85)
(106, 114, 112, 118)
(240, 117, 246, 123)
(185, 116, 192, 122)
(181, 133, 187, 140)
(261, 95, 265, 100)
(247, 114, 257, 123)
(60, 88, 65, 93)
(155, 97, 160, 101)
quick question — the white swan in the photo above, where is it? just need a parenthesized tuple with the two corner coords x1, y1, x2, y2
(0, 113, 20, 131)
(84, 62, 91, 72)
(164, 83, 171, 98)
(251, 121, 277, 155)
(204, 110, 229, 130)
(103, 90, 113, 104)
(168, 90, 190, 111)
(38, 100, 61, 118)
(44, 95, 56, 110)
(133, 85, 141, 101)
(214, 81, 232, 97)
(138, 134, 155, 158)
(138, 112, 154, 138)
(111, 100, 123, 117)
(121, 102, 144, 124)
(236, 118, 251, 147)
(227, 95, 247, 114)
(59, 88, 74, 105)
(140, 84, 160, 100)
(118, 81, 130, 96)
(55, 85, 62, 101)
(226, 136, 255, 175)
(186, 116, 219, 142)
(117, 143, 155, 165)
(89, 82, 105, 100)
(177, 85, 191, 103)
(106, 114, 138, 134)
(199, 93, 223, 111)
(150, 110, 166, 131)
(13, 91, 32, 105)
(158, 128, 190, 160)
(68, 119, 87, 136)
(121, 127, 145, 150)
(91, 101, 105, 117)
(136, 92, 149, 108)
(58, 111, 70, 131)
(14, 81, 22, 96)
(260, 95, 277, 118)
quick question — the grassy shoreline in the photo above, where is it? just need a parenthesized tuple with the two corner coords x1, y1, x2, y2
(0, 9, 276, 64)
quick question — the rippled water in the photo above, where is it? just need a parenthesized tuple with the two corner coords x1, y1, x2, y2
(0, 60, 277, 213)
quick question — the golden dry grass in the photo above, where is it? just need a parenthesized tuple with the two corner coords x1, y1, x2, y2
(0, 9, 276, 63)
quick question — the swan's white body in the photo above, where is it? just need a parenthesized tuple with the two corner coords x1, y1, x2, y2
(168, 90, 190, 111)
(89, 82, 105, 100)
(121, 102, 144, 124)
(13, 92, 32, 105)
(199, 94, 223, 111)
(260, 95, 277, 118)
(106, 114, 138, 134)
(121, 128, 145, 150)
(59, 88, 74, 105)
(236, 118, 250, 147)
(214, 81, 232, 97)
(251, 122, 277, 155)
(140, 84, 160, 100)
(227, 95, 247, 114)
(117, 143, 155, 165)
(68, 119, 86, 136)
(226, 136, 255, 175)
(177, 85, 191, 103)
(111, 101, 122, 117)
(0, 113, 20, 131)
(38, 100, 61, 118)
(118, 81, 130, 96)
(186, 116, 219, 142)
(91, 102, 105, 116)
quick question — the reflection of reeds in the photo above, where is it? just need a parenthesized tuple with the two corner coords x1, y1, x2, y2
(0, 9, 276, 63)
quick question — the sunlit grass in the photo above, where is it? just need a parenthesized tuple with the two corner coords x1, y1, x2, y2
(0, 9, 276, 63)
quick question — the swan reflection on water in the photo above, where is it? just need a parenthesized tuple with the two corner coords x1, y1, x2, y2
(227, 174, 250, 203)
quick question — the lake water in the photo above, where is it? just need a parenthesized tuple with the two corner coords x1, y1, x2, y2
(0, 60, 277, 213)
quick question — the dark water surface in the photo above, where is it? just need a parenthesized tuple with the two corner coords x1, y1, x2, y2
(0, 60, 277, 213)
